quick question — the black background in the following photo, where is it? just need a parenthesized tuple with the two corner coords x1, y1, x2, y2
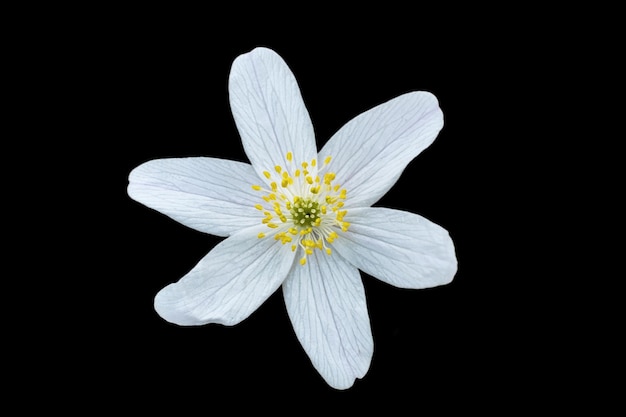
(21, 5, 619, 414)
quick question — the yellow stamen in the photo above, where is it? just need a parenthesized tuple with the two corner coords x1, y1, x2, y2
(254, 204, 263, 210)
(274, 232, 292, 244)
(263, 171, 271, 179)
(275, 165, 282, 173)
(286, 151, 293, 161)
(258, 232, 266, 239)
(252, 185, 262, 191)
(300, 257, 307, 265)
(324, 156, 332, 165)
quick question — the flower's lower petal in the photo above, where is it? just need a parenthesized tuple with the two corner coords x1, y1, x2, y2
(229, 47, 317, 178)
(332, 207, 457, 289)
(154, 225, 296, 326)
(318, 92, 443, 207)
(282, 250, 373, 390)
(128, 157, 261, 237)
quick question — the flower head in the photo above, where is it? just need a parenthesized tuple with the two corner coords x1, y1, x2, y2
(128, 47, 457, 389)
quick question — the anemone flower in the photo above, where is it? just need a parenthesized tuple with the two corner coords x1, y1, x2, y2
(128, 47, 457, 389)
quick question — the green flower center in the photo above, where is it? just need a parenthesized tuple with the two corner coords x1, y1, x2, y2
(290, 199, 320, 228)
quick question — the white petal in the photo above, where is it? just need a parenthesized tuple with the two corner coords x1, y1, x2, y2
(332, 207, 457, 289)
(318, 92, 444, 208)
(282, 250, 373, 390)
(155, 225, 297, 326)
(128, 157, 262, 237)
(229, 47, 317, 177)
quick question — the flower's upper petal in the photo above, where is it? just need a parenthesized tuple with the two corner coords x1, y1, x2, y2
(282, 250, 373, 390)
(128, 157, 262, 237)
(332, 207, 457, 289)
(318, 92, 443, 208)
(154, 224, 297, 326)
(229, 47, 317, 178)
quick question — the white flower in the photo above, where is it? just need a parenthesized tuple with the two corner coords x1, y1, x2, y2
(128, 47, 457, 389)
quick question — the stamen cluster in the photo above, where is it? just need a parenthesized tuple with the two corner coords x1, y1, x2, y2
(251, 152, 350, 265)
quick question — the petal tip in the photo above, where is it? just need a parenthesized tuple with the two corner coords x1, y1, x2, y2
(233, 46, 280, 65)
(153, 284, 214, 327)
